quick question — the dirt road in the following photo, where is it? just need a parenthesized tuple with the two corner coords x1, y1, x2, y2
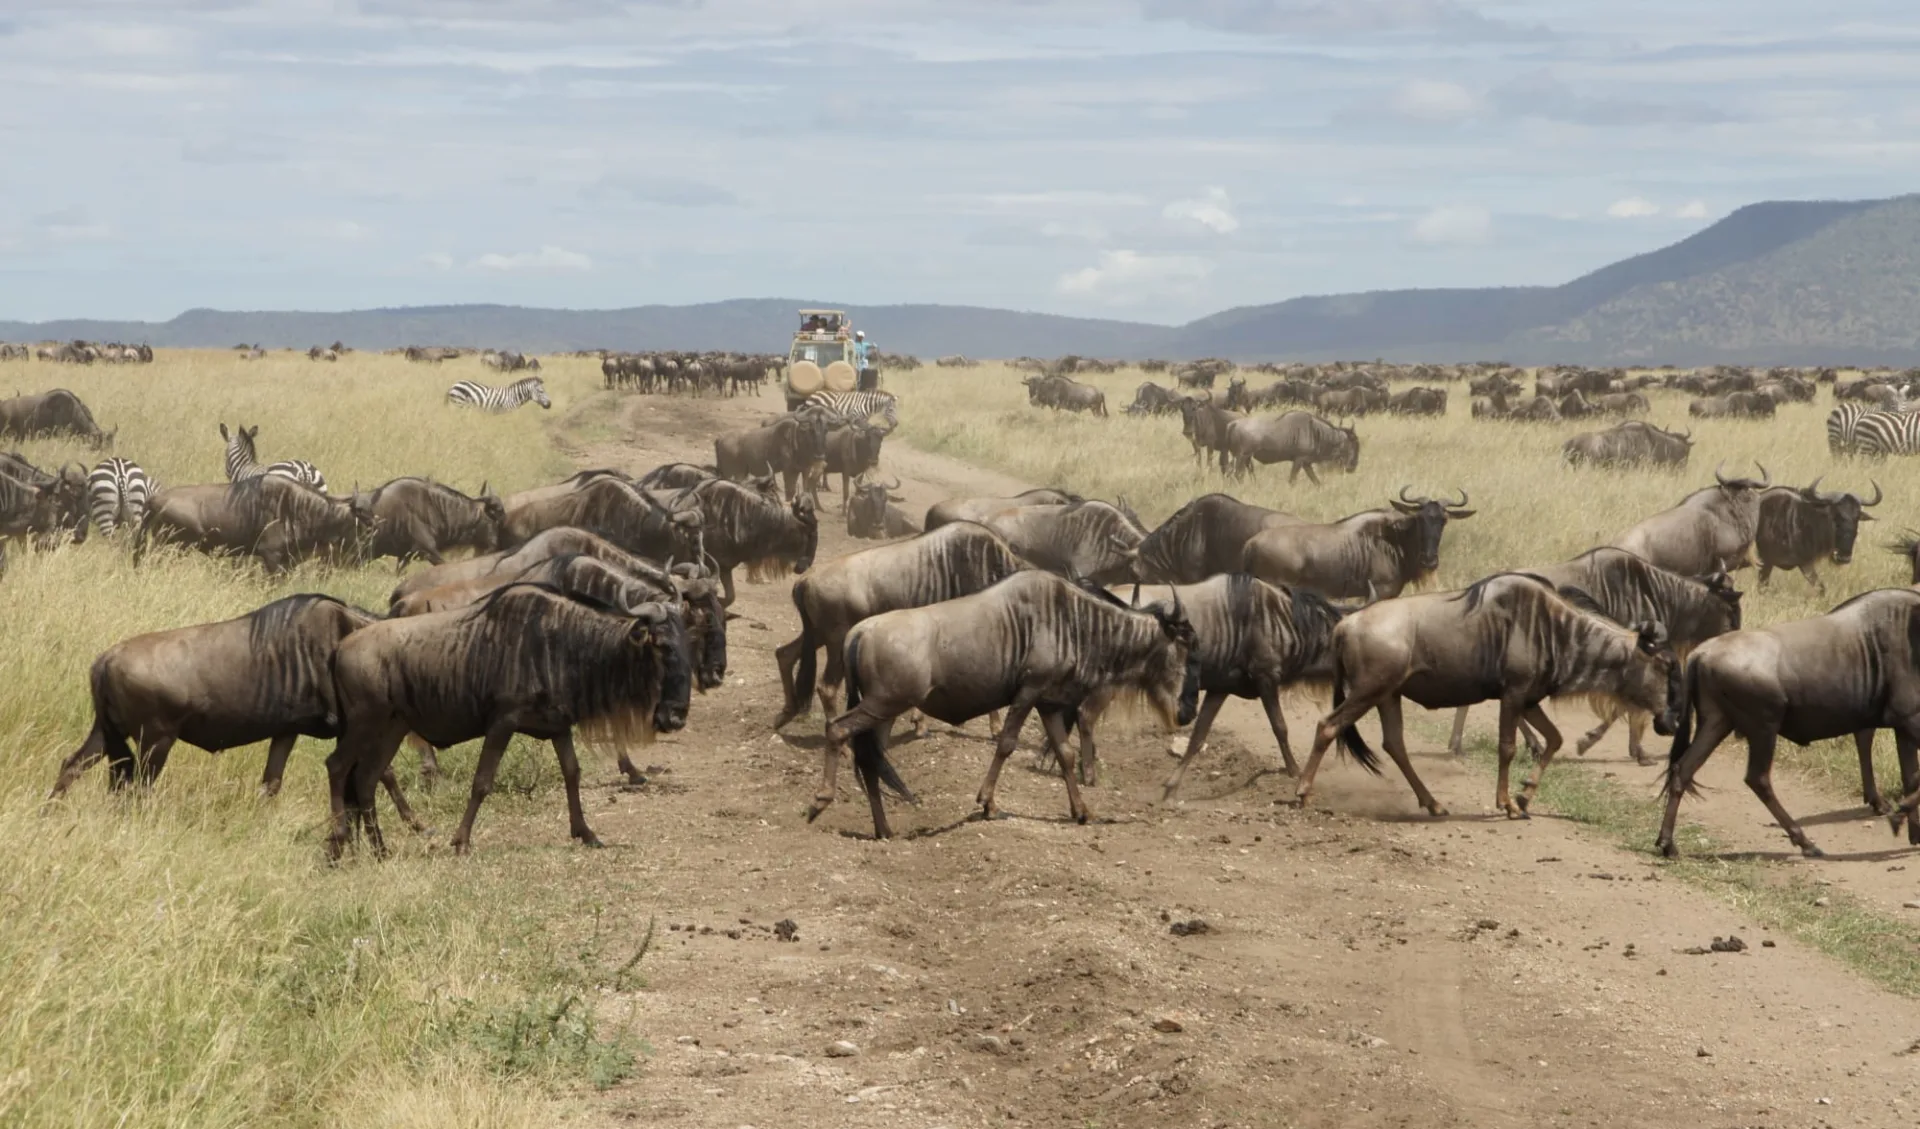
(547, 388, 1920, 1129)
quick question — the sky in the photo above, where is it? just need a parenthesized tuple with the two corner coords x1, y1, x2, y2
(3, 1, 1919, 325)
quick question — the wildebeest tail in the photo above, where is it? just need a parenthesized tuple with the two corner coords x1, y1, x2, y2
(1662, 655, 1700, 797)
(843, 633, 915, 804)
(1329, 650, 1381, 774)
(782, 584, 818, 721)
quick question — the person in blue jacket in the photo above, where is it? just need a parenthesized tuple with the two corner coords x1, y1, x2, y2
(853, 330, 878, 392)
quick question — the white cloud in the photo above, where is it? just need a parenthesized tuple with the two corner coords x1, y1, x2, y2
(471, 244, 593, 272)
(1055, 249, 1211, 304)
(1409, 205, 1490, 246)
(1606, 196, 1661, 218)
(1675, 199, 1710, 219)
(1163, 186, 1239, 235)
(1038, 218, 1109, 242)
(331, 220, 370, 242)
(1389, 79, 1480, 123)
(420, 251, 455, 270)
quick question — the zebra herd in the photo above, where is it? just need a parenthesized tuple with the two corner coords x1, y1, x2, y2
(446, 376, 551, 413)
(1828, 403, 1920, 457)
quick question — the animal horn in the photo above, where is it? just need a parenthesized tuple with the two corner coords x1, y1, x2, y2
(1450, 487, 1469, 509)
(1866, 479, 1883, 506)
(1755, 461, 1770, 487)
(1713, 461, 1730, 486)
(1397, 485, 1419, 504)
(884, 476, 901, 491)
(1804, 475, 1824, 498)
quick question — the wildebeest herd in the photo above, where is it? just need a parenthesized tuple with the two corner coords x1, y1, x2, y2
(15, 354, 1920, 874)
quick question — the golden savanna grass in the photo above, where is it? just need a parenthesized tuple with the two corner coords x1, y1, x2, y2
(888, 362, 1918, 800)
(0, 350, 624, 1129)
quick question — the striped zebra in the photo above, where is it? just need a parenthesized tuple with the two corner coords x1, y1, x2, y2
(1827, 403, 1871, 455)
(87, 457, 151, 536)
(219, 422, 329, 494)
(1855, 409, 1920, 458)
(805, 389, 898, 429)
(447, 375, 550, 412)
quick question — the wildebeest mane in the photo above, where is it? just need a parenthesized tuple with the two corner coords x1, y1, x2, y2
(226, 474, 340, 528)
(1455, 571, 1558, 613)
(1282, 581, 1343, 659)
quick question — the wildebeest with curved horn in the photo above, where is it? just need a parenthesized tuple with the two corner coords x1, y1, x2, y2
(816, 418, 888, 510)
(325, 583, 692, 858)
(923, 487, 1080, 531)
(1753, 478, 1880, 592)
(137, 476, 365, 576)
(500, 473, 704, 566)
(1445, 547, 1742, 764)
(1688, 391, 1776, 419)
(0, 452, 90, 546)
(1240, 488, 1474, 601)
(391, 525, 685, 608)
(687, 478, 819, 605)
(1297, 573, 1682, 818)
(1132, 493, 1302, 585)
(1223, 411, 1359, 483)
(1125, 382, 1186, 416)
(714, 411, 829, 500)
(976, 500, 1145, 587)
(845, 474, 919, 540)
(1178, 395, 1241, 472)
(0, 388, 113, 447)
(1562, 421, 1692, 468)
(352, 477, 507, 568)
(1607, 463, 1770, 575)
(1658, 587, 1920, 859)
(813, 571, 1199, 839)
(776, 520, 1027, 733)
(47, 594, 423, 831)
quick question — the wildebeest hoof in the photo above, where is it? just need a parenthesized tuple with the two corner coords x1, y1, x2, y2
(1515, 793, 1533, 814)
(805, 801, 829, 823)
(1868, 797, 1892, 816)
(1427, 804, 1449, 818)
(1658, 839, 1678, 858)
(577, 834, 605, 848)
(1800, 844, 1825, 859)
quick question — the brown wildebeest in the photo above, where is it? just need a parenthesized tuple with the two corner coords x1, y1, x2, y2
(714, 411, 828, 500)
(845, 475, 919, 540)
(1179, 396, 1242, 472)
(1607, 463, 1770, 575)
(1133, 492, 1302, 584)
(46, 594, 422, 830)
(812, 571, 1199, 839)
(1688, 391, 1776, 418)
(686, 478, 819, 605)
(975, 500, 1146, 587)
(816, 418, 888, 509)
(0, 452, 89, 545)
(1240, 489, 1474, 601)
(352, 476, 507, 568)
(1752, 479, 1880, 592)
(1297, 573, 1682, 818)
(137, 476, 364, 576)
(325, 583, 693, 858)
(1562, 421, 1692, 468)
(924, 487, 1080, 530)
(0, 388, 113, 447)
(1386, 387, 1446, 416)
(390, 525, 682, 607)
(1223, 411, 1359, 483)
(500, 473, 703, 565)
(1660, 588, 1920, 859)
(1125, 382, 1186, 416)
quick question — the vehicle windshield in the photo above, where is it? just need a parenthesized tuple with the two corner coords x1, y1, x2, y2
(792, 341, 847, 365)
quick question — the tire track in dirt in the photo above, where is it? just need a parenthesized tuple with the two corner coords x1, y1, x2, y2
(552, 388, 1920, 1129)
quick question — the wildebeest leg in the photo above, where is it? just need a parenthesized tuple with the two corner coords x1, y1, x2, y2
(379, 769, 427, 833)
(1624, 710, 1650, 765)
(1161, 690, 1230, 801)
(1756, 563, 1774, 587)
(1573, 708, 1617, 758)
(1656, 709, 1736, 857)
(49, 716, 129, 798)
(615, 745, 648, 786)
(1855, 730, 1889, 815)
(1297, 683, 1389, 809)
(1741, 732, 1823, 857)
(718, 568, 738, 608)
(408, 734, 441, 790)
(1446, 705, 1470, 756)
(1889, 729, 1920, 844)
(450, 726, 516, 856)
(551, 730, 603, 848)
(137, 734, 177, 787)
(325, 741, 357, 861)
(260, 733, 298, 796)
(774, 634, 807, 725)
(1493, 701, 1524, 817)
(1039, 709, 1090, 824)
(1375, 697, 1446, 816)
(1286, 463, 1301, 484)
(1514, 706, 1566, 815)
(1798, 564, 1824, 593)
(1302, 463, 1323, 486)
(976, 701, 1038, 819)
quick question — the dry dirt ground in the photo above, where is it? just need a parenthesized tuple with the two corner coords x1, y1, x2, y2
(527, 387, 1920, 1129)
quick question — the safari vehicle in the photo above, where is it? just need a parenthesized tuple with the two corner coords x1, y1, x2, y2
(785, 308, 858, 410)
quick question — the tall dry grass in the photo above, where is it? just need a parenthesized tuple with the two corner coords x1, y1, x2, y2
(888, 362, 1918, 797)
(0, 349, 623, 1128)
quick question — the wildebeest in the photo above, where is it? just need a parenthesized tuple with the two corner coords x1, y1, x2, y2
(500, 472, 703, 566)
(1023, 373, 1108, 416)
(1125, 382, 1186, 416)
(1314, 386, 1386, 416)
(1658, 588, 1920, 859)
(1386, 387, 1446, 416)
(1223, 411, 1359, 483)
(845, 475, 919, 540)
(1608, 464, 1770, 575)
(812, 571, 1198, 838)
(352, 477, 507, 568)
(137, 476, 364, 576)
(0, 389, 112, 447)
(1688, 391, 1777, 419)
(1297, 573, 1682, 818)
(47, 595, 422, 831)
(1133, 493, 1302, 584)
(0, 452, 89, 546)
(1445, 548, 1743, 764)
(776, 520, 1027, 733)
(1240, 489, 1473, 601)
(325, 583, 692, 858)
(686, 478, 819, 605)
(390, 525, 679, 607)
(1179, 396, 1242, 472)
(1590, 392, 1652, 417)
(816, 419, 888, 509)
(975, 500, 1145, 586)
(1753, 479, 1880, 592)
(1076, 575, 1343, 797)
(923, 487, 1081, 531)
(714, 412, 828, 500)
(0, 464, 63, 554)
(1562, 421, 1693, 468)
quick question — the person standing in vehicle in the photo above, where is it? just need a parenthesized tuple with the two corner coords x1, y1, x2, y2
(853, 330, 878, 392)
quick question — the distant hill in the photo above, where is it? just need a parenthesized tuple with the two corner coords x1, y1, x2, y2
(4, 194, 1918, 364)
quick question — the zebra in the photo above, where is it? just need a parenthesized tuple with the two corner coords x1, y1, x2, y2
(1827, 403, 1870, 455)
(219, 423, 330, 494)
(1854, 409, 1920, 458)
(87, 457, 151, 536)
(805, 389, 898, 430)
(447, 375, 550, 412)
